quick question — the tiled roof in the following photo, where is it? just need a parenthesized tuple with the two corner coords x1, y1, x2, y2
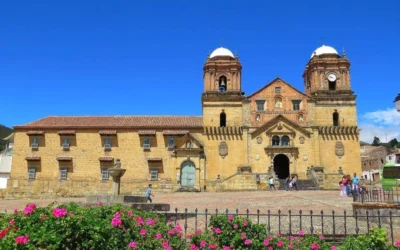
(99, 156, 114, 162)
(162, 130, 189, 135)
(147, 156, 162, 161)
(57, 130, 76, 135)
(14, 116, 203, 129)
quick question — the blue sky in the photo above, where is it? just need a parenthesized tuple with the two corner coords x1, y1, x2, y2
(1, 1, 399, 143)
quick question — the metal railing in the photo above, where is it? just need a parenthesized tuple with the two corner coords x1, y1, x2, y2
(353, 188, 400, 204)
(158, 208, 400, 245)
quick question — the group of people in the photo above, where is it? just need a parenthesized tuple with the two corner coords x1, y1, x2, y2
(268, 176, 297, 191)
(339, 173, 367, 197)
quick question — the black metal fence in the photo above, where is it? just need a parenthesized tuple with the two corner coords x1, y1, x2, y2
(353, 188, 400, 204)
(159, 208, 400, 245)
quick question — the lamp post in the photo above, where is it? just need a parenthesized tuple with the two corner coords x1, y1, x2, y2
(394, 92, 400, 112)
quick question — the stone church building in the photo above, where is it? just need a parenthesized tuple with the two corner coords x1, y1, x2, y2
(6, 45, 362, 197)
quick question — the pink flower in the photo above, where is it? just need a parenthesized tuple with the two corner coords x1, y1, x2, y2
(288, 242, 293, 248)
(128, 211, 133, 217)
(200, 240, 207, 247)
(289, 236, 294, 241)
(209, 243, 217, 249)
(331, 247, 337, 250)
(114, 212, 121, 218)
(24, 205, 35, 216)
(241, 233, 246, 239)
(233, 224, 238, 229)
(162, 239, 169, 247)
(311, 243, 321, 250)
(298, 230, 305, 236)
(243, 221, 248, 226)
(155, 233, 162, 239)
(223, 247, 230, 250)
(140, 228, 147, 236)
(214, 228, 222, 234)
(263, 239, 269, 246)
(128, 241, 137, 248)
(268, 247, 273, 250)
(244, 239, 252, 245)
(111, 217, 122, 227)
(195, 229, 202, 234)
(319, 235, 324, 240)
(52, 208, 67, 218)
(395, 241, 400, 247)
(268, 235, 273, 240)
(277, 241, 284, 247)
(165, 247, 172, 250)
(168, 229, 175, 235)
(0, 227, 11, 239)
(136, 216, 144, 226)
(190, 244, 199, 250)
(13, 209, 18, 214)
(146, 219, 155, 226)
(97, 201, 103, 206)
(167, 220, 172, 225)
(9, 218, 14, 225)
(175, 224, 182, 232)
(15, 235, 29, 245)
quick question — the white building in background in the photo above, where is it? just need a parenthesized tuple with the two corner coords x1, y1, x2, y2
(0, 133, 13, 189)
(386, 153, 400, 166)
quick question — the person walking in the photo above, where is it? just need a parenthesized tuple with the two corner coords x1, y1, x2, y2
(352, 173, 360, 195)
(292, 176, 298, 191)
(145, 184, 154, 203)
(268, 177, 276, 191)
(285, 176, 290, 191)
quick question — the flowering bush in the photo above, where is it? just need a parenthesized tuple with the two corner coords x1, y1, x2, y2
(0, 202, 399, 249)
(0, 202, 186, 249)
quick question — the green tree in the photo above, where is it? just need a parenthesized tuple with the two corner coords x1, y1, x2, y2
(372, 136, 381, 146)
(389, 138, 399, 148)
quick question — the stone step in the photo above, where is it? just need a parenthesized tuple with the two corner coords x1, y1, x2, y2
(175, 187, 200, 192)
(277, 179, 319, 190)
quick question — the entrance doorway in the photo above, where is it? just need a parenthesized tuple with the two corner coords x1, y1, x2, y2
(273, 154, 290, 179)
(180, 161, 196, 187)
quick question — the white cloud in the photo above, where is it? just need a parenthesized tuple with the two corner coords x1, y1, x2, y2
(359, 108, 400, 143)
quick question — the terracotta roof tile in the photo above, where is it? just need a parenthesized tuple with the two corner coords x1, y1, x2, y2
(146, 156, 162, 161)
(162, 130, 189, 135)
(99, 130, 117, 135)
(25, 156, 41, 161)
(99, 156, 114, 162)
(14, 116, 203, 130)
(138, 130, 156, 135)
(26, 131, 45, 135)
(56, 156, 73, 161)
(57, 130, 76, 135)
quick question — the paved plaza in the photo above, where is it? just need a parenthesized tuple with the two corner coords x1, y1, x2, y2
(0, 190, 353, 214)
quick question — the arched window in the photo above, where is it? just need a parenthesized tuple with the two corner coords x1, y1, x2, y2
(333, 111, 339, 126)
(220, 112, 226, 127)
(281, 136, 290, 146)
(219, 76, 227, 92)
(275, 97, 282, 108)
(255, 114, 261, 122)
(272, 135, 280, 146)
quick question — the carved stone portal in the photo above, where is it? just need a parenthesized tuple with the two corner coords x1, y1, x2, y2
(219, 141, 228, 159)
(335, 141, 345, 158)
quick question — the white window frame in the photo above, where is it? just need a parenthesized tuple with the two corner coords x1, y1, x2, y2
(28, 167, 36, 179)
(101, 168, 110, 180)
(60, 168, 68, 180)
(143, 138, 151, 149)
(31, 137, 39, 149)
(104, 137, 112, 150)
(63, 137, 70, 150)
(150, 168, 158, 180)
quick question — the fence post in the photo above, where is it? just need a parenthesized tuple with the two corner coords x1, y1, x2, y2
(278, 210, 281, 235)
(205, 209, 208, 232)
(344, 210, 347, 237)
(267, 210, 271, 234)
(332, 210, 335, 241)
(320, 210, 324, 235)
(354, 210, 359, 235)
(310, 210, 314, 234)
(184, 208, 188, 238)
(175, 208, 178, 226)
(289, 210, 292, 236)
(389, 211, 394, 245)
(257, 209, 260, 224)
(195, 208, 198, 232)
(299, 210, 302, 231)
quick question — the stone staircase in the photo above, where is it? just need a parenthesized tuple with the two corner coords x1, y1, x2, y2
(278, 179, 319, 190)
(175, 186, 200, 192)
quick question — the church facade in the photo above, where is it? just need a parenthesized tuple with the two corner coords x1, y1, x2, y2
(5, 45, 362, 198)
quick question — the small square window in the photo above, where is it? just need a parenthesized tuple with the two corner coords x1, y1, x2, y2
(168, 137, 175, 149)
(275, 87, 281, 94)
(256, 100, 265, 111)
(63, 138, 70, 150)
(31, 137, 39, 149)
(292, 100, 301, 111)
(28, 167, 36, 179)
(150, 169, 158, 180)
(143, 138, 151, 150)
(101, 168, 110, 180)
(60, 168, 67, 180)
(104, 138, 112, 150)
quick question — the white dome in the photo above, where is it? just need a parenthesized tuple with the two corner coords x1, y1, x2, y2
(210, 47, 235, 58)
(310, 45, 338, 58)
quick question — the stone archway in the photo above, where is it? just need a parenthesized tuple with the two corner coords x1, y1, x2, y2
(273, 154, 290, 179)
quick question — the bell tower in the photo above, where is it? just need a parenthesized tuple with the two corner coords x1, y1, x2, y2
(303, 45, 357, 127)
(202, 47, 245, 127)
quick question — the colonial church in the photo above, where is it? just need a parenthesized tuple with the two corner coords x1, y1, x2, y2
(6, 45, 362, 197)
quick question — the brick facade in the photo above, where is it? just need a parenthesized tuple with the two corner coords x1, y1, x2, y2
(5, 46, 363, 198)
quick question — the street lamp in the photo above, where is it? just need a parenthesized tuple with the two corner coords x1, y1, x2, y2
(394, 92, 400, 112)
